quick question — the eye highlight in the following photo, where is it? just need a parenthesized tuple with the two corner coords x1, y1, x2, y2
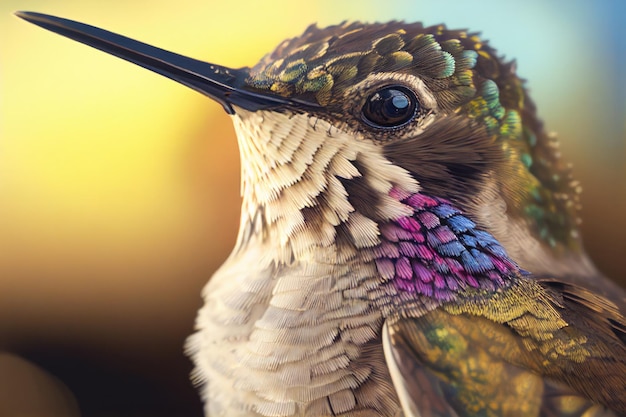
(361, 85, 418, 129)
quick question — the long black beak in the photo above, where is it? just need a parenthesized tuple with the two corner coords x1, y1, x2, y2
(16, 11, 314, 115)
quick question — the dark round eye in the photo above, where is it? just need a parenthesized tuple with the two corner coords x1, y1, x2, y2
(361, 86, 418, 129)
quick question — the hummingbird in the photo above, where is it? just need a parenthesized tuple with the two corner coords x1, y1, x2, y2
(16, 12, 626, 417)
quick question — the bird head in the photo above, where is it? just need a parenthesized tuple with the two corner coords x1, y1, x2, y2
(16, 13, 585, 272)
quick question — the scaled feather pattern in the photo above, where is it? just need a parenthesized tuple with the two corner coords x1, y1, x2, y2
(371, 189, 519, 302)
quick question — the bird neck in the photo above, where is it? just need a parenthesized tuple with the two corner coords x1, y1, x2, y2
(231, 108, 419, 265)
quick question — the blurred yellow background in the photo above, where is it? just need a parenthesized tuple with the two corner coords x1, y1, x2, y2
(1, 0, 624, 415)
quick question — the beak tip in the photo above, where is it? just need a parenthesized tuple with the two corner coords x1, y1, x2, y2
(15, 11, 52, 27)
(15, 11, 35, 21)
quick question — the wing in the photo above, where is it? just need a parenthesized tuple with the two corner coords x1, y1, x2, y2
(382, 278, 626, 417)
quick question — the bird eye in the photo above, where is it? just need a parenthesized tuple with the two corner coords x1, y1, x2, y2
(361, 85, 418, 129)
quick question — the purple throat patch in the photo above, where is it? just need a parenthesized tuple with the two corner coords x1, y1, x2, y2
(373, 188, 520, 301)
